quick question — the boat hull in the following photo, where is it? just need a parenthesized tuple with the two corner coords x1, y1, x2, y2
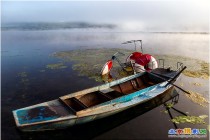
(13, 69, 182, 132)
(15, 84, 173, 132)
(17, 107, 125, 131)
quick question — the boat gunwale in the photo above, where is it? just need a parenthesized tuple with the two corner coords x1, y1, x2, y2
(59, 72, 144, 100)
(15, 84, 173, 129)
(13, 84, 171, 127)
(13, 72, 173, 128)
(13, 73, 144, 120)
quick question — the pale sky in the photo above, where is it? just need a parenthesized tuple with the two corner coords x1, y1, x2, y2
(1, 0, 209, 32)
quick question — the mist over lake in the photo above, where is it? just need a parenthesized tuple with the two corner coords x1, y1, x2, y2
(2, 24, 209, 61)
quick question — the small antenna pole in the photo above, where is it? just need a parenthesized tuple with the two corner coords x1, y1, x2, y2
(134, 40, 137, 51)
(140, 40, 143, 53)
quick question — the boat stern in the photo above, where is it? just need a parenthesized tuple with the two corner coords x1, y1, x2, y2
(12, 100, 76, 131)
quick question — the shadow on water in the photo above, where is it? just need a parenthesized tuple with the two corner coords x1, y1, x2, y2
(18, 87, 179, 140)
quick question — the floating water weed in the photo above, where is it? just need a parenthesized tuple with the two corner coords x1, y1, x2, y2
(52, 48, 209, 81)
(46, 63, 67, 70)
(185, 91, 209, 107)
(171, 115, 208, 124)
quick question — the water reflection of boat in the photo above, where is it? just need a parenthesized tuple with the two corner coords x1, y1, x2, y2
(13, 67, 185, 132)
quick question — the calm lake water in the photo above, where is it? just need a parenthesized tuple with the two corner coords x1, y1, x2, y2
(1, 30, 209, 140)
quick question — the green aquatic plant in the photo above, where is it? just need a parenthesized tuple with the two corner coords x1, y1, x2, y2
(18, 72, 27, 77)
(52, 48, 209, 81)
(153, 55, 209, 79)
(18, 72, 29, 84)
(39, 70, 46, 73)
(165, 103, 174, 109)
(179, 82, 184, 87)
(182, 62, 209, 79)
(17, 71, 30, 98)
(191, 82, 202, 86)
(53, 49, 135, 82)
(171, 115, 208, 124)
(185, 90, 209, 107)
(183, 70, 209, 79)
(21, 79, 29, 84)
(164, 110, 168, 114)
(46, 63, 67, 70)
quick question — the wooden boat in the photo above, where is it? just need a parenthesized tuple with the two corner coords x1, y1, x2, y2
(12, 67, 185, 132)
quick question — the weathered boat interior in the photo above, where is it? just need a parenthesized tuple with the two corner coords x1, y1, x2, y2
(60, 73, 167, 114)
(13, 70, 177, 129)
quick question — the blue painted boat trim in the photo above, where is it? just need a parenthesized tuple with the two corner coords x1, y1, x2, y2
(16, 106, 60, 125)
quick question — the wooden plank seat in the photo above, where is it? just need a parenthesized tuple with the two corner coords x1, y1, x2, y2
(78, 91, 110, 107)
(60, 88, 125, 113)
(110, 77, 154, 95)
(105, 90, 125, 99)
(59, 75, 157, 114)
(110, 80, 138, 94)
(101, 90, 125, 99)
(59, 97, 85, 113)
(100, 88, 125, 99)
(98, 92, 113, 100)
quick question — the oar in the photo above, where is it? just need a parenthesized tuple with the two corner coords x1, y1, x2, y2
(132, 65, 191, 95)
(149, 70, 191, 95)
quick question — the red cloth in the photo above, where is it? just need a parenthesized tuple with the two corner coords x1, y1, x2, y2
(134, 54, 152, 66)
(129, 52, 143, 60)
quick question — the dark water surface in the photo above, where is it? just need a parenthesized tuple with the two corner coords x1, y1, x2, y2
(1, 30, 209, 140)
